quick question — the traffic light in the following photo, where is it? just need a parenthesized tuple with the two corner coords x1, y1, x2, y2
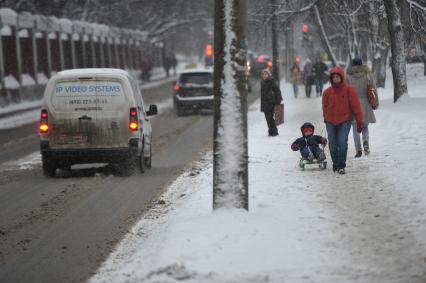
(302, 24, 309, 47)
(205, 44, 214, 66)
(205, 44, 213, 57)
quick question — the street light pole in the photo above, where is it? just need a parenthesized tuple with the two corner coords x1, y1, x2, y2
(270, 0, 280, 86)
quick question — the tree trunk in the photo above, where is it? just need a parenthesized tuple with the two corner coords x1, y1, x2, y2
(349, 15, 360, 58)
(270, 0, 280, 86)
(284, 22, 294, 82)
(375, 15, 390, 88)
(314, 4, 338, 66)
(423, 42, 426, 76)
(213, 0, 248, 211)
(383, 0, 408, 102)
(369, 0, 380, 81)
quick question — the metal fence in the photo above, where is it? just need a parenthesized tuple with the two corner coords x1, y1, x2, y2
(0, 8, 163, 105)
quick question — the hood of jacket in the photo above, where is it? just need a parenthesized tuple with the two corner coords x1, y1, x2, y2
(300, 122, 314, 135)
(329, 66, 346, 86)
(346, 65, 371, 77)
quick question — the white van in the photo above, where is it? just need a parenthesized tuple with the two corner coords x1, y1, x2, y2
(39, 68, 157, 177)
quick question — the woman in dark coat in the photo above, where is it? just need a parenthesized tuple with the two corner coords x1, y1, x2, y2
(260, 69, 282, 136)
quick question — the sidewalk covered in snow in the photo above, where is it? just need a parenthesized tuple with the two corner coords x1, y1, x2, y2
(90, 64, 426, 283)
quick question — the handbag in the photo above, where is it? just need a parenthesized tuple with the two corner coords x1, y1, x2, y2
(367, 75, 379, 110)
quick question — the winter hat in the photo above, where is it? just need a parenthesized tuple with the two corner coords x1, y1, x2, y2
(352, 57, 363, 66)
(262, 68, 271, 77)
(300, 122, 315, 134)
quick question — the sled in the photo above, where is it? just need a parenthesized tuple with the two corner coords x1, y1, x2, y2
(298, 144, 327, 171)
(299, 158, 327, 171)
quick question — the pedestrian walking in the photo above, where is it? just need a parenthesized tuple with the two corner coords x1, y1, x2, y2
(289, 61, 302, 98)
(303, 58, 313, 98)
(260, 69, 282, 136)
(163, 54, 172, 78)
(312, 58, 328, 97)
(322, 66, 362, 174)
(346, 58, 378, 157)
(170, 53, 178, 76)
(140, 55, 153, 82)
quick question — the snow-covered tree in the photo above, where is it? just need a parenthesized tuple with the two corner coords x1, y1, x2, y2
(403, 0, 426, 75)
(383, 0, 408, 102)
(213, 0, 248, 210)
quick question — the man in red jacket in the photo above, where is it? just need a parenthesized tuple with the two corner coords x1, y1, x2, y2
(322, 66, 362, 174)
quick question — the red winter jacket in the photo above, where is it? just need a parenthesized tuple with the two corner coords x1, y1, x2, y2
(322, 67, 362, 126)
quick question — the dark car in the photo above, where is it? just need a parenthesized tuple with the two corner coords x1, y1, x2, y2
(173, 69, 214, 116)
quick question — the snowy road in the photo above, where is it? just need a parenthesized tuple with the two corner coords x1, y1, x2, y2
(0, 76, 260, 283)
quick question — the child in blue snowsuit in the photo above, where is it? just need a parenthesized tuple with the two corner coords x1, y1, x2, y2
(291, 122, 327, 161)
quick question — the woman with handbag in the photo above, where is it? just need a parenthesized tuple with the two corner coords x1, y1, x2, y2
(346, 58, 379, 157)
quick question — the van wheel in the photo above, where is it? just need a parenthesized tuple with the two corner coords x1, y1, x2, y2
(42, 154, 56, 177)
(144, 143, 152, 169)
(117, 157, 136, 176)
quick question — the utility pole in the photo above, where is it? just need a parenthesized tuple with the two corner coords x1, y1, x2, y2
(213, 0, 248, 210)
(270, 0, 280, 86)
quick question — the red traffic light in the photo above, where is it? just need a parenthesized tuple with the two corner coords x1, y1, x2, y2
(302, 24, 308, 34)
(205, 44, 213, 57)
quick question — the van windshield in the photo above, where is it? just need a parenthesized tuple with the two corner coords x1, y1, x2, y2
(51, 80, 126, 112)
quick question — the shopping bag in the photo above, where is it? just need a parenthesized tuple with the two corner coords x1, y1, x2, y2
(274, 104, 284, 125)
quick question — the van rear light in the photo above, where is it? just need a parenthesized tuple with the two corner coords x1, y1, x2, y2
(39, 109, 49, 133)
(39, 124, 49, 132)
(174, 85, 180, 91)
(129, 107, 139, 131)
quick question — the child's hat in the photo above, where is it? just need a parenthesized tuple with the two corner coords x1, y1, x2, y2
(301, 122, 315, 134)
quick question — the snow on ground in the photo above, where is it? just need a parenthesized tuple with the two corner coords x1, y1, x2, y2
(0, 151, 41, 171)
(90, 64, 426, 283)
(0, 108, 40, 130)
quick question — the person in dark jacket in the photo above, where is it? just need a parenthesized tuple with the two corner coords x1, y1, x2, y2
(260, 69, 282, 136)
(291, 122, 327, 161)
(312, 58, 328, 97)
(303, 58, 313, 98)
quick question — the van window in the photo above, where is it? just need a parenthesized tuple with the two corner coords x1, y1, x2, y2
(51, 80, 126, 112)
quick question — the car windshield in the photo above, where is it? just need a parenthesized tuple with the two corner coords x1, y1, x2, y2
(180, 73, 212, 85)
